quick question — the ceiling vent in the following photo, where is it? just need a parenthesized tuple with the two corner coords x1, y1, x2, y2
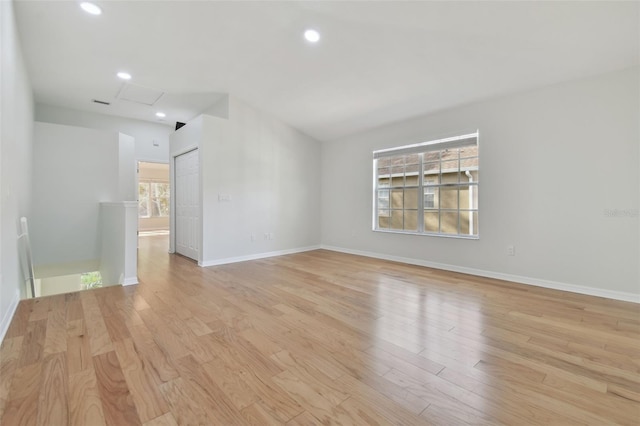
(116, 83, 164, 106)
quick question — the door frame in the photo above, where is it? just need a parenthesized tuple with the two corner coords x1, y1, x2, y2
(137, 160, 171, 234)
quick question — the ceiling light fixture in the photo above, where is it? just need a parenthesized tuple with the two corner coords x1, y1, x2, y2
(80, 2, 102, 15)
(304, 29, 320, 43)
(117, 72, 132, 80)
(155, 112, 166, 118)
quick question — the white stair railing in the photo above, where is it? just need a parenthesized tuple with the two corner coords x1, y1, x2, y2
(18, 217, 37, 298)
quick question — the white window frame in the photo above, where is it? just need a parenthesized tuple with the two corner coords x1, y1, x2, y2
(372, 132, 479, 239)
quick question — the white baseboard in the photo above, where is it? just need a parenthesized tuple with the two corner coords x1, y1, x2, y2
(199, 245, 322, 267)
(321, 245, 640, 304)
(122, 277, 139, 286)
(0, 289, 20, 343)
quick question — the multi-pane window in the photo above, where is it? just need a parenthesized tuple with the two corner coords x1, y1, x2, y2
(138, 181, 170, 218)
(373, 132, 479, 238)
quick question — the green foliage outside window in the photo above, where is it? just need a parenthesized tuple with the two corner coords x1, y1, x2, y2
(81, 271, 102, 290)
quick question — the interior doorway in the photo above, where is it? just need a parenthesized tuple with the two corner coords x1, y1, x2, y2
(137, 161, 170, 235)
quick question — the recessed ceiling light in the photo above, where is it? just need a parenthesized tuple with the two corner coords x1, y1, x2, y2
(155, 112, 166, 118)
(304, 29, 320, 43)
(117, 72, 132, 80)
(80, 2, 102, 15)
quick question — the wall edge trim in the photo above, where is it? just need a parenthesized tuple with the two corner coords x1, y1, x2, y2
(122, 277, 139, 286)
(320, 245, 640, 304)
(199, 245, 322, 267)
(0, 289, 21, 343)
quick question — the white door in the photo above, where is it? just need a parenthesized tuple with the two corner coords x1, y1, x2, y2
(175, 149, 199, 260)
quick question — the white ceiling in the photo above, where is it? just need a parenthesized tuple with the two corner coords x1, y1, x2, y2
(14, 1, 639, 142)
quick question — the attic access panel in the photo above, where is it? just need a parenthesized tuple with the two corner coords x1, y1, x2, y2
(116, 83, 164, 106)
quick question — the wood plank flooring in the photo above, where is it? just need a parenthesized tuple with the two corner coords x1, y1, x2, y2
(1, 235, 639, 425)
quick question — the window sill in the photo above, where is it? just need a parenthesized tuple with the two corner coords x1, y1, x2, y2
(373, 228, 479, 240)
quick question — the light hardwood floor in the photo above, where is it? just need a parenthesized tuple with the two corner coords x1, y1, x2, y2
(1, 235, 639, 425)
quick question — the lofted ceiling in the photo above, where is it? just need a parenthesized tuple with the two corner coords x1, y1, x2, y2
(14, 0, 639, 142)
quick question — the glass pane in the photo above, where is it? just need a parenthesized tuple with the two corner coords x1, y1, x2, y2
(377, 190, 389, 209)
(390, 156, 404, 167)
(390, 210, 403, 230)
(460, 211, 471, 235)
(441, 148, 459, 162)
(424, 193, 435, 209)
(459, 145, 478, 158)
(404, 210, 418, 231)
(441, 211, 459, 235)
(459, 185, 478, 210)
(378, 177, 390, 187)
(473, 213, 479, 236)
(440, 186, 458, 210)
(405, 163, 419, 185)
(377, 167, 390, 177)
(424, 151, 439, 162)
(391, 189, 404, 209)
(378, 215, 390, 229)
(424, 211, 439, 233)
(152, 183, 170, 217)
(460, 157, 478, 171)
(138, 183, 149, 217)
(377, 157, 391, 168)
(391, 166, 404, 186)
(424, 161, 439, 174)
(405, 154, 420, 165)
(404, 188, 418, 209)
(441, 159, 459, 183)
(405, 175, 419, 186)
(425, 187, 438, 210)
(459, 211, 478, 236)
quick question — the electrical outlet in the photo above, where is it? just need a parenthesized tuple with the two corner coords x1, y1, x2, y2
(269, 233, 274, 240)
(507, 245, 515, 256)
(264, 233, 269, 240)
(250, 234, 255, 242)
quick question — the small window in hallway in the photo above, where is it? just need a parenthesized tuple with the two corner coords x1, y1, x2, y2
(81, 271, 102, 290)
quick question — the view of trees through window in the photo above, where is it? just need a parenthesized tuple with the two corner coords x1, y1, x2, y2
(80, 271, 102, 290)
(139, 181, 170, 218)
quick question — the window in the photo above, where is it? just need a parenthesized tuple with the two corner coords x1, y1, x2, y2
(80, 271, 102, 290)
(373, 132, 479, 238)
(138, 181, 170, 218)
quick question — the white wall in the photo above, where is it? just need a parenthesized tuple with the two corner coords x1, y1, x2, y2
(321, 67, 639, 301)
(35, 103, 172, 163)
(118, 133, 136, 200)
(170, 96, 322, 265)
(100, 202, 138, 286)
(32, 122, 129, 268)
(37, 274, 81, 297)
(204, 94, 229, 119)
(0, 0, 34, 339)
